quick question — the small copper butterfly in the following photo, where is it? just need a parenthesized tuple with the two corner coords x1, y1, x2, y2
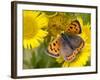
(47, 20, 85, 62)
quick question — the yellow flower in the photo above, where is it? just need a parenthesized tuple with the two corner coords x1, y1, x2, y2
(48, 13, 67, 37)
(56, 16, 91, 67)
(23, 11, 48, 49)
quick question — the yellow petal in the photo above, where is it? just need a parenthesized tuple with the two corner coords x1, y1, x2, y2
(23, 40, 28, 48)
(36, 13, 49, 28)
(62, 61, 69, 67)
(36, 30, 48, 38)
(23, 11, 41, 19)
(30, 39, 40, 48)
(23, 11, 48, 49)
(77, 16, 83, 28)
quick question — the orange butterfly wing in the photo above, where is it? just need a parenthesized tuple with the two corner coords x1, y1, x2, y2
(47, 35, 61, 58)
(65, 20, 81, 35)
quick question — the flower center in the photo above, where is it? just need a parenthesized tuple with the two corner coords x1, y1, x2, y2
(24, 15, 38, 39)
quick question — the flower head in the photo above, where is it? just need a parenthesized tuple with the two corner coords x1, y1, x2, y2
(23, 11, 49, 49)
(56, 16, 91, 67)
(48, 13, 67, 37)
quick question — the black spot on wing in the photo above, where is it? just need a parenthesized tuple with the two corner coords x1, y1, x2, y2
(70, 26, 73, 29)
(55, 50, 57, 52)
(53, 43, 56, 46)
(56, 41, 58, 43)
(46, 49, 59, 57)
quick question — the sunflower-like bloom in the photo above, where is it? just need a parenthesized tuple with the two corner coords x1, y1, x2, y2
(48, 13, 67, 37)
(56, 17, 91, 67)
(23, 11, 48, 49)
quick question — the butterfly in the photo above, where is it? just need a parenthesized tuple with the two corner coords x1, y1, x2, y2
(47, 20, 85, 62)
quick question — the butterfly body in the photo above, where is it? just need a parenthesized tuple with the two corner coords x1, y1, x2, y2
(47, 20, 85, 62)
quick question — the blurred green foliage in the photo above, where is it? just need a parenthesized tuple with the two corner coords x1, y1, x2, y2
(77, 13, 91, 25)
(23, 39, 61, 69)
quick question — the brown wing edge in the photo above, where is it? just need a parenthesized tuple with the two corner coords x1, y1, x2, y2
(46, 49, 60, 58)
(71, 20, 82, 34)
